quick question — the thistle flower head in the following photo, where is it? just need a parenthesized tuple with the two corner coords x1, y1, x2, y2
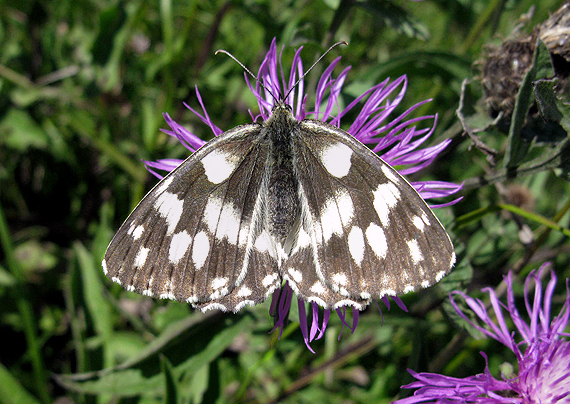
(395, 264, 570, 403)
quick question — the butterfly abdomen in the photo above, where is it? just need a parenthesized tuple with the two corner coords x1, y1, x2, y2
(265, 105, 302, 249)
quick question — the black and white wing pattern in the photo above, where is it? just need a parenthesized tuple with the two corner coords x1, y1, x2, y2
(103, 103, 455, 312)
(103, 123, 283, 312)
(283, 118, 455, 309)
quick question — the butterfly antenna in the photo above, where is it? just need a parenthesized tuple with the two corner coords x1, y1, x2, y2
(283, 41, 348, 101)
(215, 49, 279, 103)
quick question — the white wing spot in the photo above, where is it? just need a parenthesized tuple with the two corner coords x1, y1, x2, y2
(421, 280, 430, 288)
(132, 225, 145, 240)
(201, 150, 237, 184)
(112, 276, 122, 285)
(333, 300, 363, 310)
(126, 285, 135, 292)
(254, 230, 272, 253)
(413, 216, 426, 231)
(310, 281, 326, 295)
(169, 231, 192, 263)
(209, 288, 229, 300)
(288, 267, 303, 283)
(380, 164, 400, 183)
(155, 175, 174, 195)
(307, 296, 327, 307)
(127, 223, 145, 240)
(336, 189, 354, 224)
(262, 273, 279, 287)
(378, 288, 397, 297)
(372, 183, 401, 226)
(332, 272, 347, 286)
(211, 277, 228, 289)
(320, 142, 353, 178)
(234, 300, 256, 311)
(275, 243, 287, 265)
(321, 197, 344, 242)
(291, 228, 311, 254)
(218, 203, 241, 244)
(366, 223, 388, 259)
(237, 286, 252, 297)
(192, 231, 210, 269)
(102, 259, 107, 275)
(134, 246, 150, 268)
(348, 226, 365, 266)
(450, 252, 456, 267)
(407, 239, 424, 264)
(142, 289, 153, 296)
(436, 270, 448, 282)
(155, 192, 184, 234)
(360, 292, 371, 299)
(403, 284, 416, 293)
(186, 295, 198, 303)
(160, 292, 175, 300)
(200, 303, 228, 312)
(203, 196, 223, 233)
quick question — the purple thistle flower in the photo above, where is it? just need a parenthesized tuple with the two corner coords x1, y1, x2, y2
(147, 39, 460, 351)
(394, 264, 570, 403)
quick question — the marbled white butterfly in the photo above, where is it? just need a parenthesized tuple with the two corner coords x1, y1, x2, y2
(102, 45, 455, 313)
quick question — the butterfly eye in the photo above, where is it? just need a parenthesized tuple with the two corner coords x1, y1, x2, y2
(272, 103, 293, 113)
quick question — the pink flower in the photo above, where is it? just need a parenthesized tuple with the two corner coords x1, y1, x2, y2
(395, 264, 570, 403)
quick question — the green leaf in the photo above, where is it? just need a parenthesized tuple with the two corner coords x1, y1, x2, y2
(185, 363, 209, 404)
(534, 78, 570, 134)
(13, 240, 57, 273)
(0, 109, 47, 151)
(365, 51, 472, 84)
(201, 360, 221, 404)
(0, 265, 16, 286)
(0, 361, 41, 404)
(92, 4, 127, 64)
(160, 355, 178, 404)
(357, 0, 429, 40)
(504, 39, 554, 171)
(56, 312, 255, 397)
(437, 245, 472, 295)
(73, 242, 114, 367)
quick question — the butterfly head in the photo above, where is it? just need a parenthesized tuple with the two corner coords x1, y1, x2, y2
(265, 102, 297, 127)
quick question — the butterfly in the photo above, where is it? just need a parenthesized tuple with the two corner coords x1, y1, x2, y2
(103, 46, 455, 313)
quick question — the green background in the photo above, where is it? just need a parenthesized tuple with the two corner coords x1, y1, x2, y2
(1, 0, 569, 403)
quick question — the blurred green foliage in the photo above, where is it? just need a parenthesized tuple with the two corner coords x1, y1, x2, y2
(0, 0, 569, 403)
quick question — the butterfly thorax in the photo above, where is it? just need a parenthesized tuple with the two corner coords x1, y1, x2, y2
(264, 104, 302, 255)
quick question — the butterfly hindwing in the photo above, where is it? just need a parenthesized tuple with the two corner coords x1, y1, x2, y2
(283, 196, 370, 309)
(103, 123, 282, 312)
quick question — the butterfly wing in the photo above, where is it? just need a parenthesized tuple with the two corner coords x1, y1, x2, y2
(103, 124, 282, 312)
(283, 119, 455, 308)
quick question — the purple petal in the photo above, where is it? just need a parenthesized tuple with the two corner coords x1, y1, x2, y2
(184, 87, 223, 136)
(143, 159, 183, 179)
(297, 298, 315, 353)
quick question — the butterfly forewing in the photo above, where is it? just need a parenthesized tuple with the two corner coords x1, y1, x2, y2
(104, 102, 455, 313)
